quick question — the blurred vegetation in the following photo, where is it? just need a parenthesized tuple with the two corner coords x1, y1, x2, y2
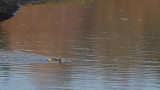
(0, 0, 93, 5)
(24, 0, 93, 6)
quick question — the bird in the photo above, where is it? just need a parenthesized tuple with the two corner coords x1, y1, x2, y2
(48, 56, 61, 63)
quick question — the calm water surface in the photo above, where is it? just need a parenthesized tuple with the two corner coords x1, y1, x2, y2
(0, 0, 160, 90)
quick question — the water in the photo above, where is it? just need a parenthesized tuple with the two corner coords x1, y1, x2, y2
(0, 0, 160, 90)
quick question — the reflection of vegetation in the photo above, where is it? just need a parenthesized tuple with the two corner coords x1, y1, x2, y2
(0, 40, 8, 51)
(0, 63, 11, 71)
(0, 3, 20, 22)
(0, 63, 11, 87)
(25, 0, 92, 6)
(1, 0, 93, 7)
(0, 26, 9, 51)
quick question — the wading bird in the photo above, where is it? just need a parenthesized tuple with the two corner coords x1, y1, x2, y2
(48, 56, 61, 63)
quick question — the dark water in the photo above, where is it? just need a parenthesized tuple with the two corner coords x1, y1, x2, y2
(0, 0, 160, 90)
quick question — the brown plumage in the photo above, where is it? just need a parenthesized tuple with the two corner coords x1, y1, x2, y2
(48, 56, 61, 63)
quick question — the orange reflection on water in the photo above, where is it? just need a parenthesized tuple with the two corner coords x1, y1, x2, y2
(0, 0, 160, 90)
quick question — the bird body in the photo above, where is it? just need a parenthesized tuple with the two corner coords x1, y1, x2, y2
(48, 56, 61, 63)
